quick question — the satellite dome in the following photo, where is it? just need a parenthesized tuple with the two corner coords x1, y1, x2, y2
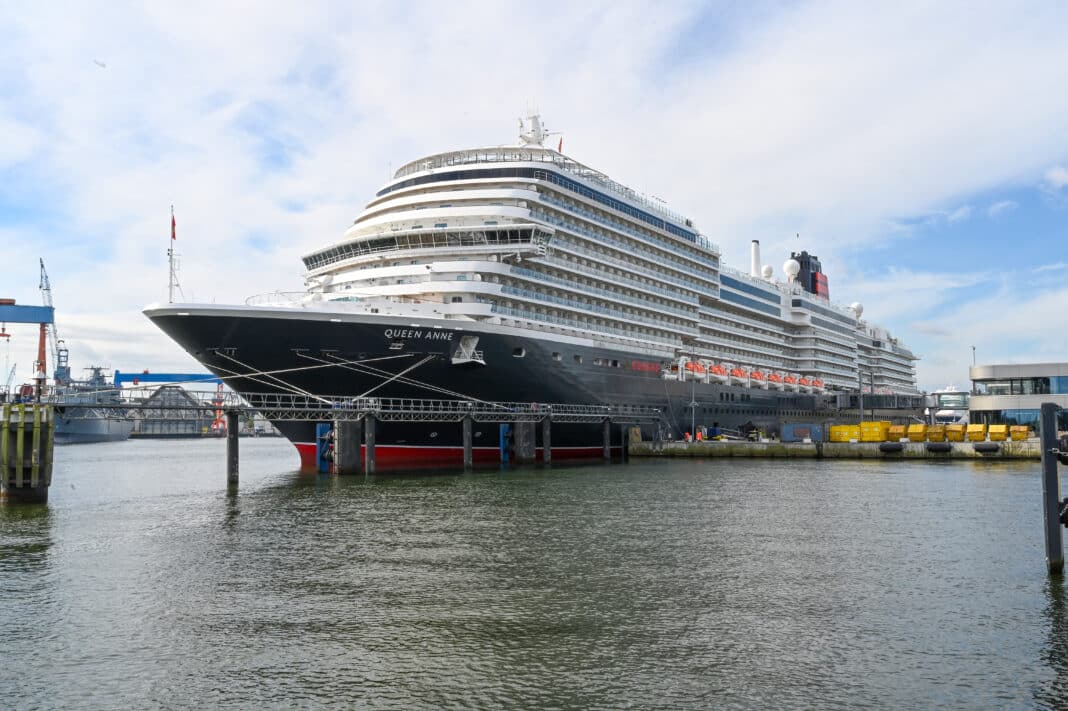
(783, 259, 801, 281)
(761, 265, 774, 279)
(850, 302, 864, 318)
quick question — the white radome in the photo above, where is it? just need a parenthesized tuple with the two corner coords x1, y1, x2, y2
(851, 302, 864, 318)
(783, 259, 801, 281)
(761, 265, 774, 279)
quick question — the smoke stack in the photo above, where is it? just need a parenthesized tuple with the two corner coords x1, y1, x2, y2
(750, 240, 761, 278)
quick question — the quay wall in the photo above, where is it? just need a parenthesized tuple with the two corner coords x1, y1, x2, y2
(629, 439, 1042, 460)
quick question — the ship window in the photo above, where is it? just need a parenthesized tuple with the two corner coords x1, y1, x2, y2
(513, 347, 526, 358)
(451, 296, 462, 303)
(574, 355, 583, 364)
(552, 352, 562, 361)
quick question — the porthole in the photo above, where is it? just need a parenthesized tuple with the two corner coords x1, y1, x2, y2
(475, 431, 482, 438)
(574, 355, 583, 364)
(429, 432, 438, 439)
(513, 347, 526, 358)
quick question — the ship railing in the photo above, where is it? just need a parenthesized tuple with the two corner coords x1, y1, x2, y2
(536, 195, 720, 269)
(543, 240, 710, 295)
(57, 391, 666, 424)
(244, 291, 308, 307)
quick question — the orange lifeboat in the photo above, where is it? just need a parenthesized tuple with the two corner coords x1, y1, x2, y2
(749, 370, 768, 389)
(729, 367, 748, 385)
(709, 364, 729, 382)
(685, 361, 706, 375)
(784, 374, 799, 391)
(798, 376, 812, 393)
(812, 378, 824, 391)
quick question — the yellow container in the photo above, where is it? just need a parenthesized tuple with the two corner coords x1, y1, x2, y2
(988, 424, 1009, 441)
(927, 424, 946, 442)
(946, 424, 967, 442)
(1009, 425, 1030, 441)
(860, 420, 891, 442)
(907, 424, 928, 442)
(888, 424, 907, 441)
(967, 424, 988, 442)
(830, 425, 862, 442)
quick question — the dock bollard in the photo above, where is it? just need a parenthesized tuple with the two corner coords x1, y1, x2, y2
(542, 415, 552, 464)
(1040, 403, 1063, 576)
(226, 410, 239, 485)
(462, 415, 473, 471)
(1, 403, 54, 504)
(364, 414, 376, 475)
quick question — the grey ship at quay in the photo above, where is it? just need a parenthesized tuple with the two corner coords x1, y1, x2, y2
(145, 115, 920, 468)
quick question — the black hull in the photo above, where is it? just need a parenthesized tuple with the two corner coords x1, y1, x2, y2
(147, 308, 832, 467)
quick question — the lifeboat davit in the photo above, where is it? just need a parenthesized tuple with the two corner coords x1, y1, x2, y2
(798, 376, 812, 393)
(749, 370, 768, 389)
(729, 367, 749, 386)
(811, 378, 824, 392)
(709, 364, 729, 383)
(767, 372, 785, 391)
(784, 374, 799, 392)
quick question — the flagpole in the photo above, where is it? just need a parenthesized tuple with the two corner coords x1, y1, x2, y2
(168, 205, 177, 304)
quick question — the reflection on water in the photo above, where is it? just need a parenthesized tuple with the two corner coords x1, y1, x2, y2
(1, 438, 1067, 709)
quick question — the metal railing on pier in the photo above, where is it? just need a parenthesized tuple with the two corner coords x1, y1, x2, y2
(48, 390, 665, 425)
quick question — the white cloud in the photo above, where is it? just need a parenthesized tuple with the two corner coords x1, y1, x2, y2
(986, 199, 1017, 216)
(2, 1, 1068, 384)
(1043, 165, 1068, 192)
(947, 205, 972, 222)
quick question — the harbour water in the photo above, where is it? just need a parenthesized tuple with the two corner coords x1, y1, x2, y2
(2, 439, 1067, 709)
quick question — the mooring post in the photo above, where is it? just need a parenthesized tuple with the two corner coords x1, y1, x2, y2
(334, 419, 361, 475)
(542, 415, 551, 464)
(621, 424, 628, 462)
(603, 418, 611, 461)
(462, 415, 473, 471)
(364, 413, 376, 475)
(226, 410, 239, 485)
(1040, 402, 1063, 576)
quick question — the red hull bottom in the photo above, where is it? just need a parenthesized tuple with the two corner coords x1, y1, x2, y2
(293, 443, 620, 471)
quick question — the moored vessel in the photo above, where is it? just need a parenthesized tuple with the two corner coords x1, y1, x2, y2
(146, 115, 921, 468)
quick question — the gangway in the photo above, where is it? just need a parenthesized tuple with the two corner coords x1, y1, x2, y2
(113, 371, 223, 387)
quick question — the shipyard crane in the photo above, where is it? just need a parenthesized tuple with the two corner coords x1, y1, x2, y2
(39, 258, 70, 385)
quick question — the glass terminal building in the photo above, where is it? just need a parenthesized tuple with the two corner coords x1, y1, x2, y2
(969, 362, 1068, 432)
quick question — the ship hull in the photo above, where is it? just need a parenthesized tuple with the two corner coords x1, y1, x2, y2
(145, 305, 829, 469)
(54, 414, 135, 444)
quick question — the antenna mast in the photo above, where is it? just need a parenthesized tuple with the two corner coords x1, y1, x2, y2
(168, 205, 183, 303)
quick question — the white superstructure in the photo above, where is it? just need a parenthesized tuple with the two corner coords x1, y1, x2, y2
(292, 114, 918, 395)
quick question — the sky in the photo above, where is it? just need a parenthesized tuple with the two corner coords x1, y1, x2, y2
(1, 0, 1067, 393)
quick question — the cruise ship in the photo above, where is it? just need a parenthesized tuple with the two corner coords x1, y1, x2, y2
(145, 115, 920, 468)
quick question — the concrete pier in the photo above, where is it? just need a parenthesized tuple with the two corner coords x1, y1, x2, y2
(629, 439, 1045, 460)
(334, 419, 362, 475)
(1, 403, 54, 504)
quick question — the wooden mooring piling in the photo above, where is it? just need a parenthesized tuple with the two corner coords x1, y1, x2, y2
(1, 403, 54, 504)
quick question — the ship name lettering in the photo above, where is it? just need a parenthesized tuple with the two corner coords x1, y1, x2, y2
(384, 328, 454, 341)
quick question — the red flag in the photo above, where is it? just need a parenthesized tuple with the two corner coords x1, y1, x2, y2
(171, 207, 176, 241)
(557, 137, 563, 153)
